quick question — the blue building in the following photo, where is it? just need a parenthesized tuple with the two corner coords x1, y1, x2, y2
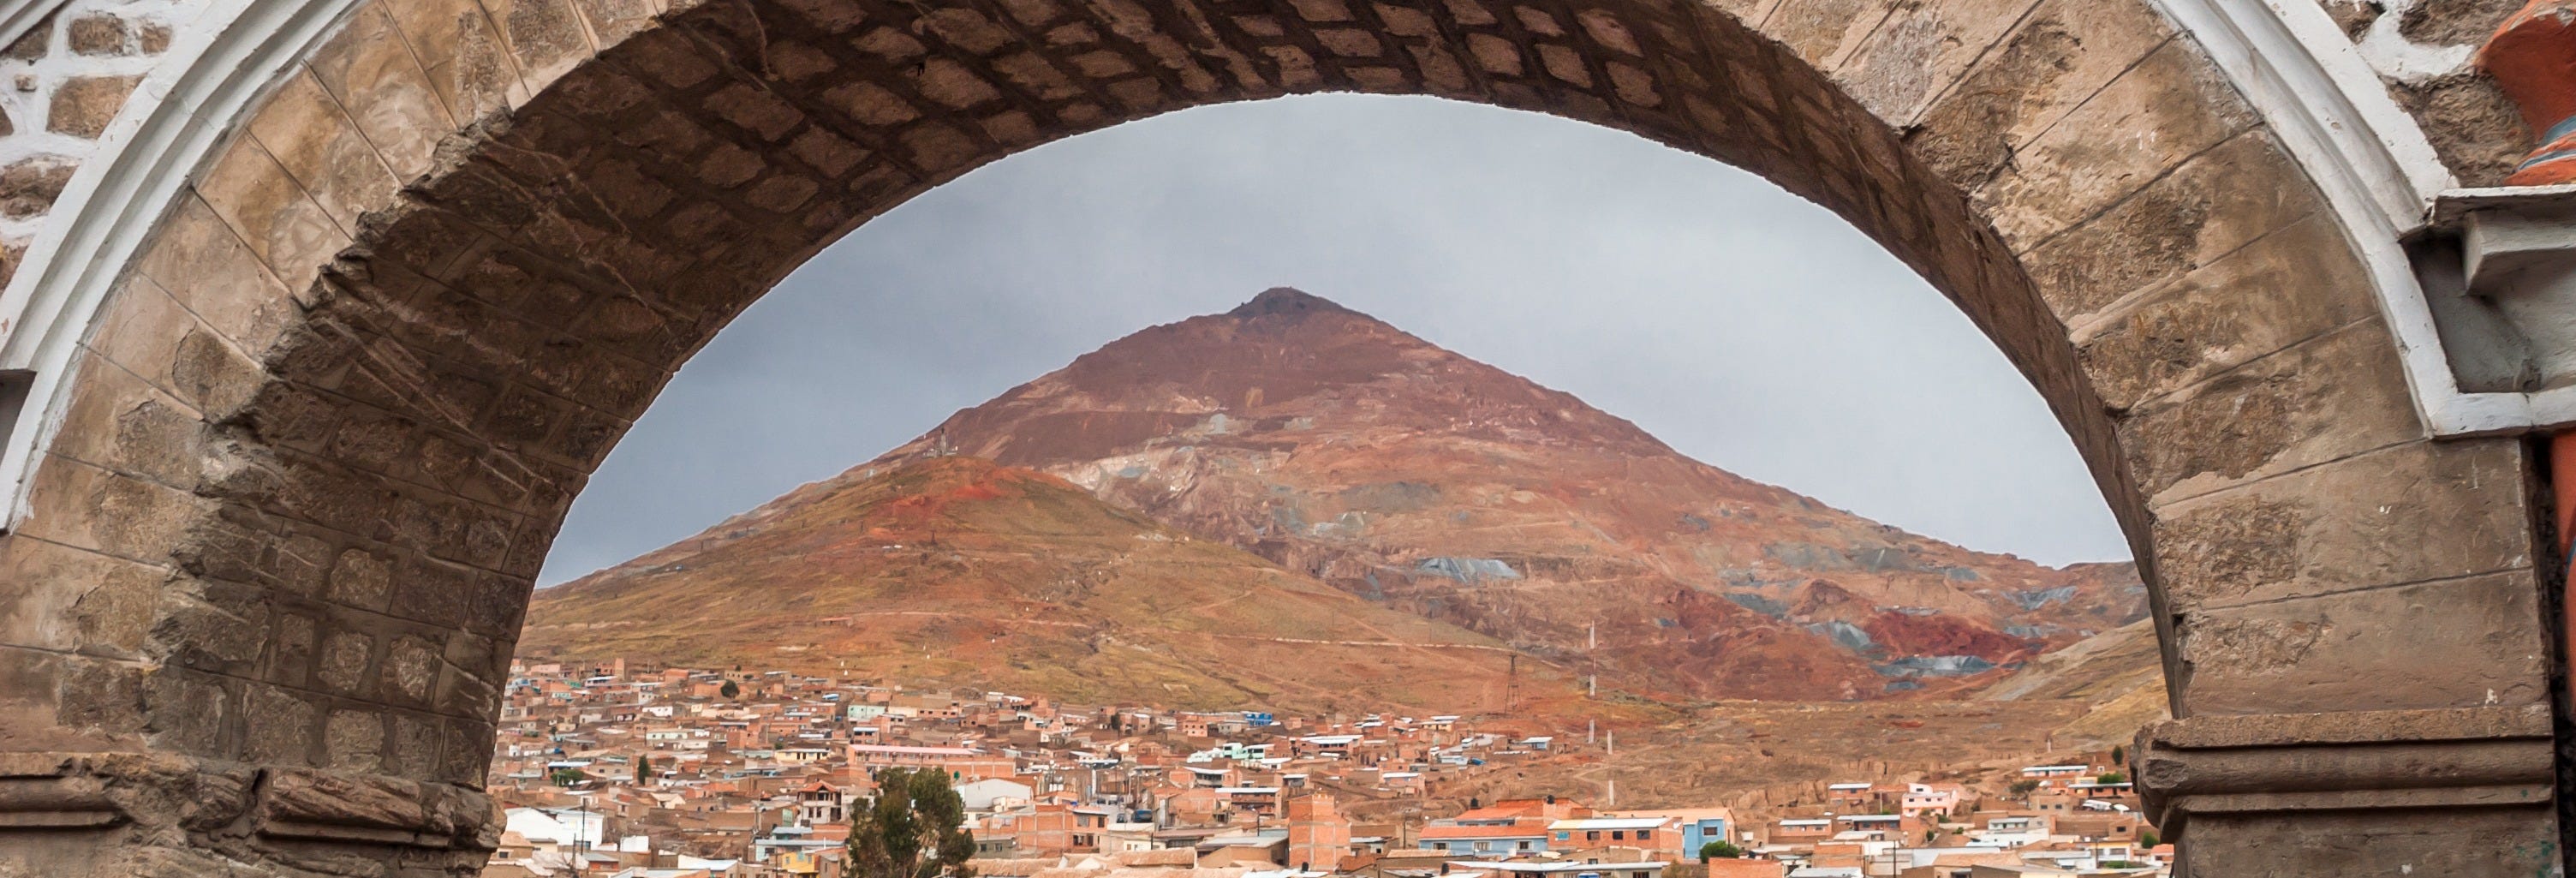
(1612, 809, 1732, 855)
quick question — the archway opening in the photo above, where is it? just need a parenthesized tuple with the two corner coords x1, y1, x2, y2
(500, 93, 2161, 869)
(7, 0, 2549, 872)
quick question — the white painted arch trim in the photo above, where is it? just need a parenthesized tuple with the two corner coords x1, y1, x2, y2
(0, 0, 367, 524)
(0, 0, 77, 53)
(2143, 0, 2571, 437)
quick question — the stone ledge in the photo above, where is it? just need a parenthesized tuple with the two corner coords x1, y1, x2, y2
(256, 766, 492, 849)
(0, 776, 121, 829)
(2135, 705, 2556, 833)
(0, 752, 494, 852)
(2148, 703, 2550, 749)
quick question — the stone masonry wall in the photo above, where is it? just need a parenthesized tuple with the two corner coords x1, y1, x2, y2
(2314, 0, 2531, 184)
(0, 0, 193, 286)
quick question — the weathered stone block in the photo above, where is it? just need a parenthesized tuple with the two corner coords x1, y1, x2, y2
(378, 634, 443, 708)
(382, 0, 531, 122)
(1973, 40, 2253, 250)
(138, 21, 171, 54)
(2119, 321, 2421, 504)
(324, 710, 387, 772)
(0, 644, 151, 755)
(438, 716, 493, 785)
(1831, 0, 2031, 123)
(1759, 0, 1896, 68)
(482, 0, 597, 94)
(0, 156, 75, 218)
(2081, 216, 2380, 416)
(2179, 804, 2557, 878)
(48, 75, 140, 138)
(247, 70, 404, 235)
(13, 457, 210, 565)
(2150, 438, 2531, 613)
(1904, 0, 2170, 187)
(0, 537, 164, 659)
(134, 195, 302, 361)
(326, 547, 396, 612)
(241, 684, 322, 767)
(65, 14, 129, 56)
(315, 626, 378, 696)
(2032, 134, 2329, 334)
(385, 713, 441, 780)
(308, 6, 458, 181)
(144, 666, 237, 757)
(153, 581, 273, 677)
(2174, 570, 2547, 716)
(86, 273, 268, 418)
(195, 137, 353, 299)
(46, 350, 206, 489)
(568, 0, 661, 45)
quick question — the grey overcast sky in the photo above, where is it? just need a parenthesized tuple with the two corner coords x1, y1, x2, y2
(538, 93, 2132, 586)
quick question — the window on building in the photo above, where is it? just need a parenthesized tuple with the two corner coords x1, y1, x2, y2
(1611, 831, 1625, 840)
(1587, 832, 1600, 841)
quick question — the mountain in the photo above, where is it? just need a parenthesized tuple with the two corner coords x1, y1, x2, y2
(567, 287, 2149, 703)
(522, 457, 1570, 714)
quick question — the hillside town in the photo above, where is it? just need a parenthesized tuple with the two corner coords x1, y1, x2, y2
(483, 660, 2166, 878)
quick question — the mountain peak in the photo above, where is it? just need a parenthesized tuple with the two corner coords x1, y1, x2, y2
(1226, 287, 1356, 320)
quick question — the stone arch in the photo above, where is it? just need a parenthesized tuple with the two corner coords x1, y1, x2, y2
(0, 0, 2556, 873)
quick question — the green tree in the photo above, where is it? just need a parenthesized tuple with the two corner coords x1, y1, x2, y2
(636, 755, 653, 780)
(2096, 771, 2126, 785)
(2008, 779, 2040, 796)
(2109, 745, 2125, 765)
(2139, 829, 2161, 848)
(720, 679, 741, 699)
(849, 768, 977, 878)
(551, 768, 587, 786)
(1697, 841, 1744, 861)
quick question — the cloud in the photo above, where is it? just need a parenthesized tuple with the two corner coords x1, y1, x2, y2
(538, 94, 2131, 585)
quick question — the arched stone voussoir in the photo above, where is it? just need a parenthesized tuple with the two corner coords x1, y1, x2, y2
(0, 0, 2558, 871)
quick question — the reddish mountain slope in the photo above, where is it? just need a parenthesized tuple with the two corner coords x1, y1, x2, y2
(524, 457, 1571, 714)
(663, 288, 2147, 701)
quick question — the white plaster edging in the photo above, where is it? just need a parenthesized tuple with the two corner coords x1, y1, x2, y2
(0, 0, 75, 53)
(0, 0, 365, 525)
(2140, 0, 2573, 436)
(2352, 0, 2477, 86)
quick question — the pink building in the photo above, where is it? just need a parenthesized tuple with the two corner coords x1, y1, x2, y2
(1900, 782, 1961, 817)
